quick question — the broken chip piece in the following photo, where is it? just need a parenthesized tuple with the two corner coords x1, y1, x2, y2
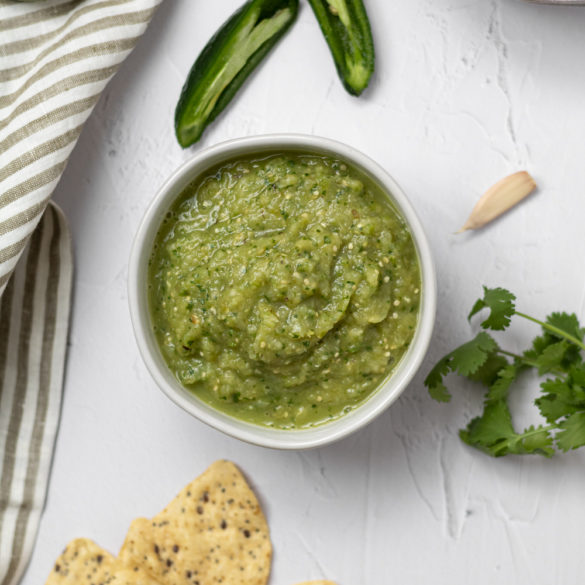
(45, 538, 162, 585)
(46, 538, 115, 585)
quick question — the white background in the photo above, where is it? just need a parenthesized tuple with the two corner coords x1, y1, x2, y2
(21, 1, 585, 584)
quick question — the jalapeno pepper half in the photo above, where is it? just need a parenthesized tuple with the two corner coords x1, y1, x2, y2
(175, 0, 299, 148)
(308, 0, 374, 96)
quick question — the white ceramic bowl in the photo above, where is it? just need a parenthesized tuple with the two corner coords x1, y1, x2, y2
(129, 134, 436, 449)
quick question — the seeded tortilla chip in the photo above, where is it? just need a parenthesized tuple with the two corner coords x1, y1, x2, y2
(118, 460, 271, 585)
(45, 538, 164, 585)
(45, 538, 116, 585)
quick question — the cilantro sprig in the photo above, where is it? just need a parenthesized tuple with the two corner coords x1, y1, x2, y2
(425, 287, 585, 457)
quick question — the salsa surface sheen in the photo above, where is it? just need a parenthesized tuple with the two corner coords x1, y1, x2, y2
(148, 152, 421, 428)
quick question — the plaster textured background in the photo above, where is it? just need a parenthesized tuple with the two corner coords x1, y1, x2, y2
(21, 1, 585, 584)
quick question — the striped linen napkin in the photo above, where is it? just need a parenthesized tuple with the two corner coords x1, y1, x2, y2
(0, 1, 162, 584)
(0, 202, 72, 585)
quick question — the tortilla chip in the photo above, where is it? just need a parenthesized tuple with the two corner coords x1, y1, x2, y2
(45, 537, 164, 585)
(45, 538, 115, 585)
(119, 460, 271, 585)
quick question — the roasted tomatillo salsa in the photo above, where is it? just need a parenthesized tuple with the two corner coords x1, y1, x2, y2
(148, 153, 421, 428)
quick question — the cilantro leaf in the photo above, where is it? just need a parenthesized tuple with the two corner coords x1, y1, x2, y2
(468, 354, 509, 387)
(468, 287, 516, 331)
(568, 363, 585, 389)
(486, 363, 519, 402)
(533, 341, 569, 375)
(461, 400, 554, 457)
(460, 400, 515, 456)
(522, 310, 585, 353)
(546, 312, 584, 341)
(525, 334, 581, 374)
(450, 332, 498, 376)
(525, 332, 558, 360)
(424, 356, 452, 402)
(555, 412, 585, 452)
(424, 332, 499, 402)
(536, 378, 578, 423)
(515, 425, 555, 457)
(536, 364, 585, 424)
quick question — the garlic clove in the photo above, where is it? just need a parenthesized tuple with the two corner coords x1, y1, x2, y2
(458, 171, 537, 233)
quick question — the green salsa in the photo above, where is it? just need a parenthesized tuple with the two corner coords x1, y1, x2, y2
(148, 152, 421, 428)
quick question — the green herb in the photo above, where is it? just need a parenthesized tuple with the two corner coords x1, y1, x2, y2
(307, 0, 375, 96)
(175, 0, 298, 147)
(425, 286, 585, 457)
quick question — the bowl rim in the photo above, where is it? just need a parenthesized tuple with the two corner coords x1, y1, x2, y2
(128, 133, 436, 450)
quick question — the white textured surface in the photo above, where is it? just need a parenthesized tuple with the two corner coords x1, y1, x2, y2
(20, 1, 585, 584)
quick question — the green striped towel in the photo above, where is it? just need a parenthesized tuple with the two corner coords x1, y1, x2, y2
(0, 1, 161, 584)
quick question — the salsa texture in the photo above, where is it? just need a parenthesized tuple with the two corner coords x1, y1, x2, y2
(148, 153, 421, 428)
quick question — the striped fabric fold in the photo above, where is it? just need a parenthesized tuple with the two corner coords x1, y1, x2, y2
(0, 203, 72, 585)
(0, 1, 162, 584)
(0, 0, 162, 296)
